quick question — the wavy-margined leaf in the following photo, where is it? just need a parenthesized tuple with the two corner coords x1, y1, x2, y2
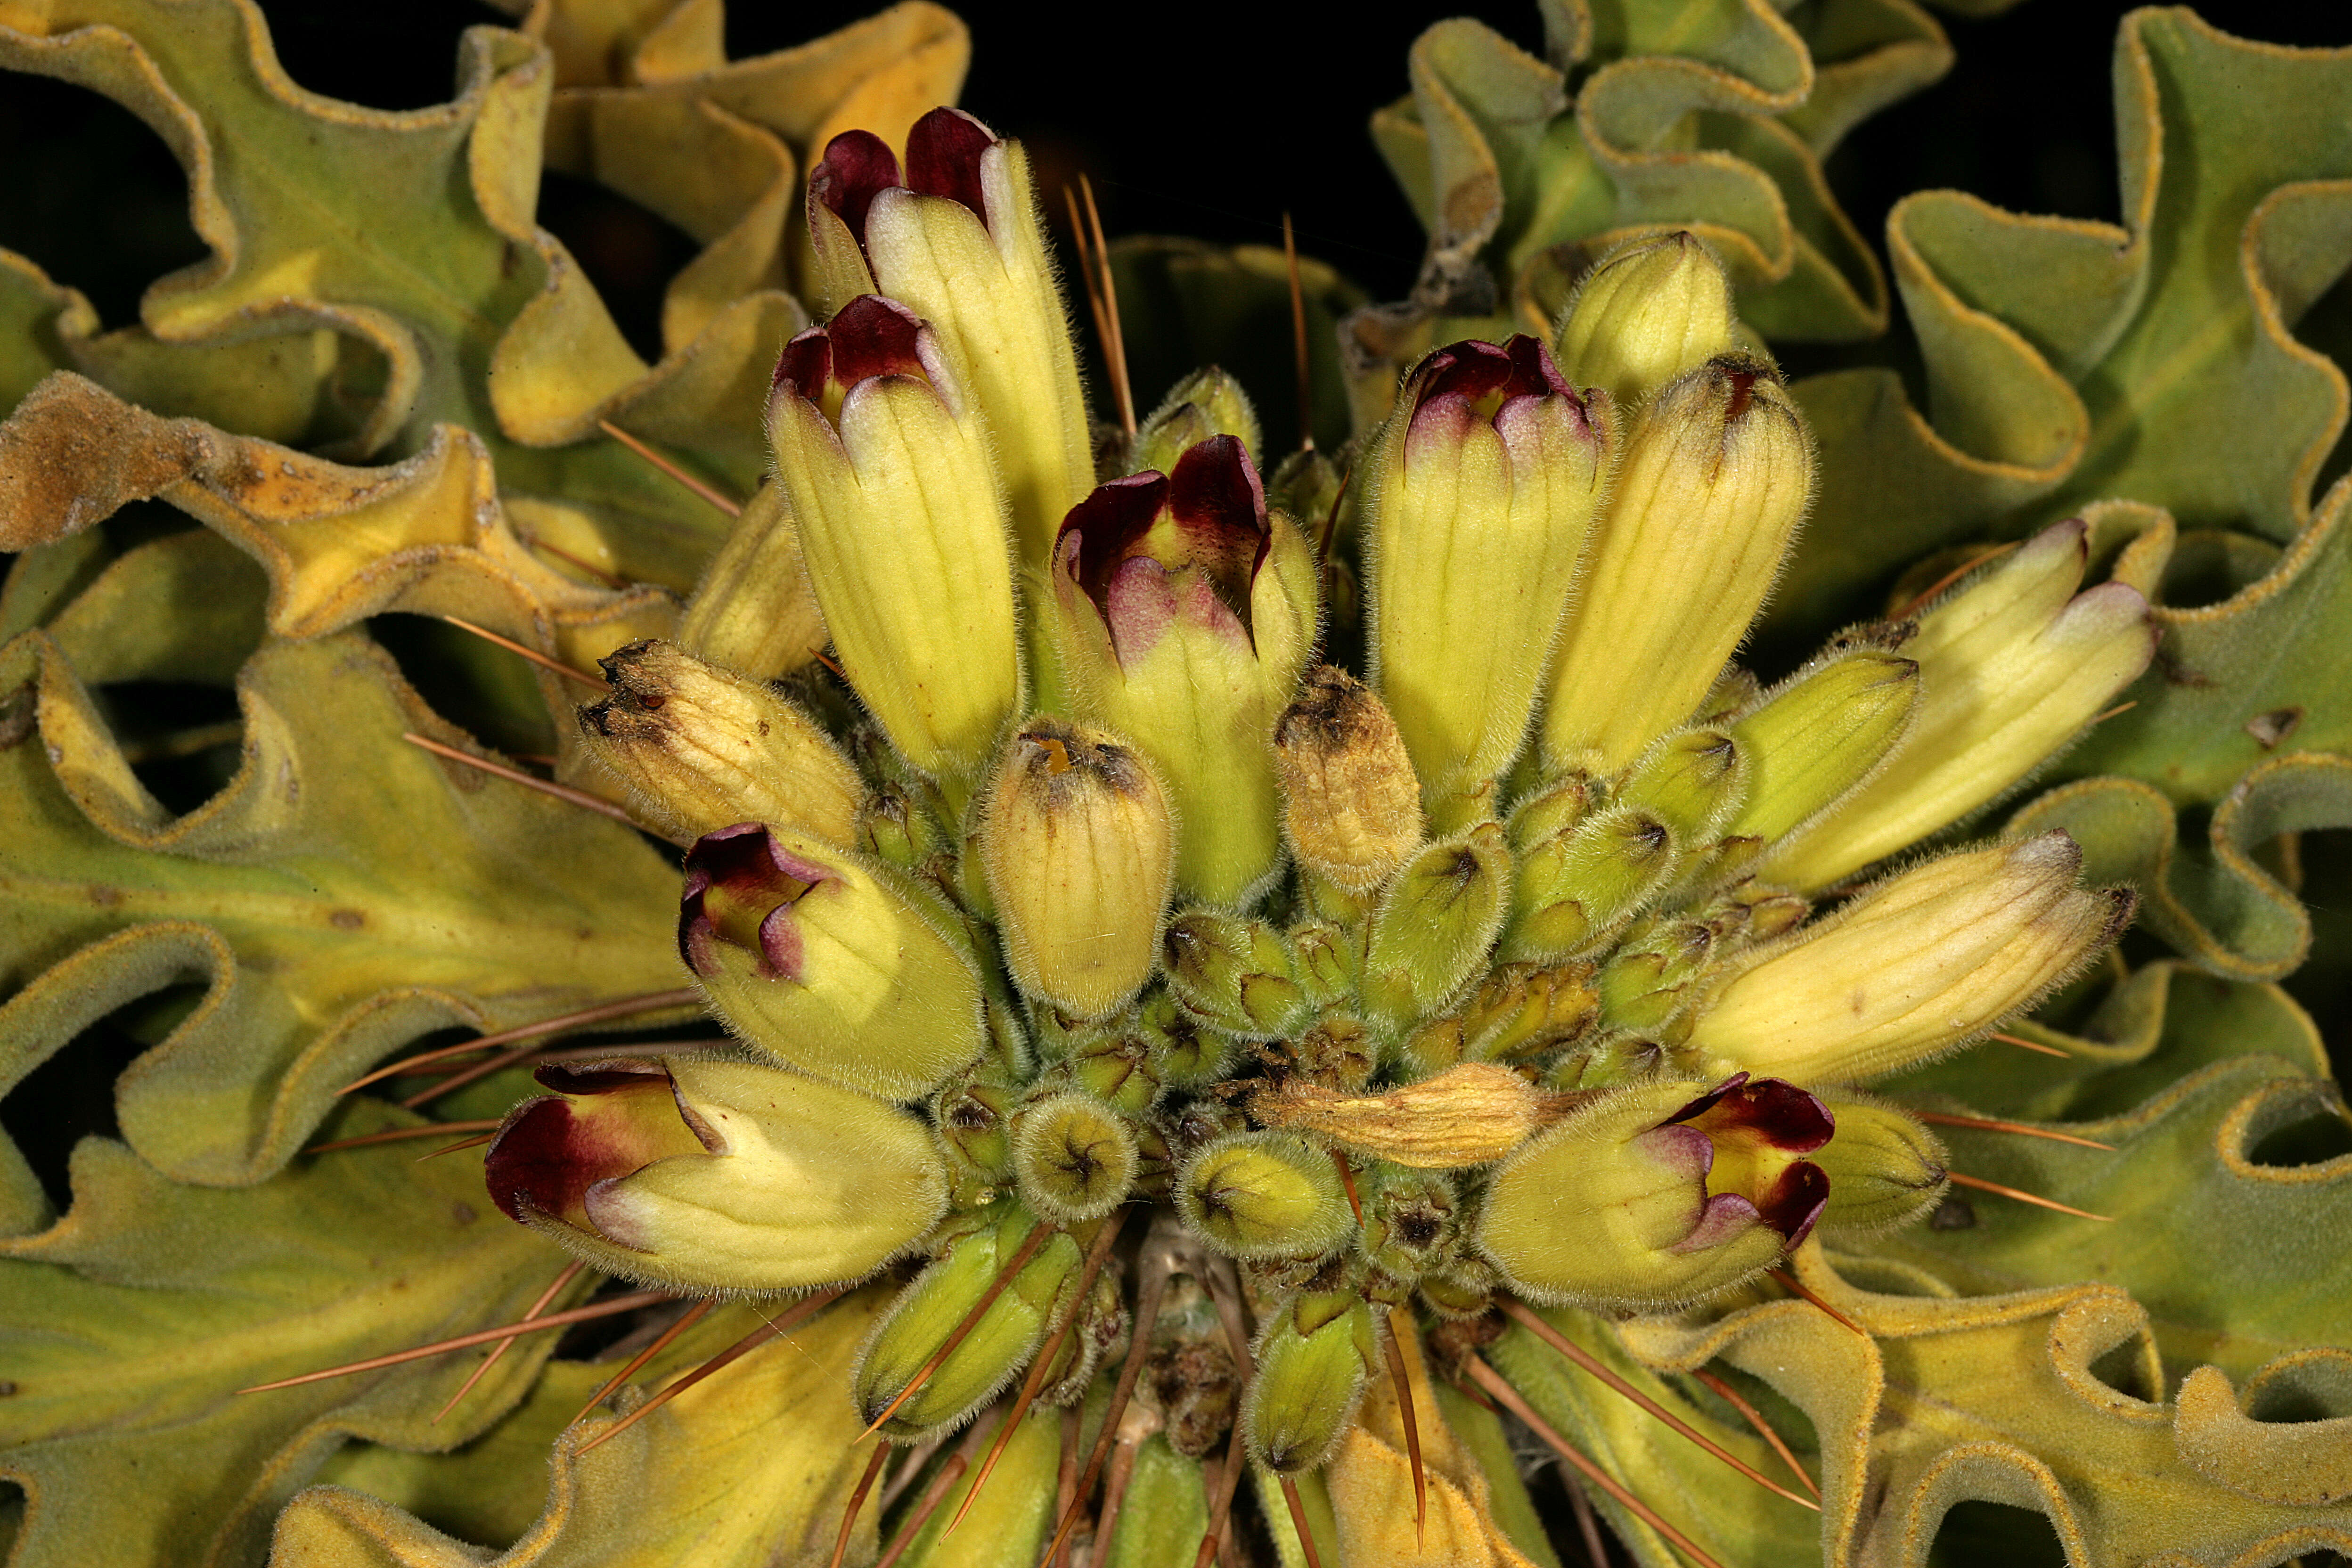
(0, 629, 685, 1192)
(1778, 8, 2352, 647)
(1602, 1252, 2352, 1567)
(1862, 1049, 2352, 1385)
(270, 1290, 896, 1568)
(0, 1116, 576, 1568)
(0, 0, 780, 589)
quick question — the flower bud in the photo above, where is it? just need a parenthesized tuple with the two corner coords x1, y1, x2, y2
(1362, 823, 1512, 1030)
(1478, 1074, 1832, 1307)
(673, 479, 830, 680)
(1544, 355, 1815, 772)
(1175, 1131, 1354, 1261)
(1763, 520, 2158, 890)
(1358, 1168, 1461, 1282)
(1449, 961, 1601, 1065)
(808, 111, 1094, 568)
(1132, 367, 1263, 477)
(767, 293, 1023, 784)
(678, 823, 984, 1100)
(1012, 1091, 1139, 1223)
(1615, 727, 1746, 843)
(1367, 335, 1612, 825)
(1250, 1062, 1575, 1169)
(1161, 910, 1308, 1038)
(484, 1057, 947, 1292)
(1506, 807, 1677, 962)
(1243, 1291, 1377, 1471)
(979, 718, 1176, 1020)
(1595, 917, 1716, 1031)
(1723, 648, 1919, 849)
(1688, 832, 2135, 1084)
(1808, 1094, 1949, 1233)
(1271, 666, 1424, 897)
(853, 1206, 1084, 1438)
(1505, 774, 1592, 851)
(1552, 231, 1740, 409)
(1049, 436, 1319, 904)
(574, 639, 863, 845)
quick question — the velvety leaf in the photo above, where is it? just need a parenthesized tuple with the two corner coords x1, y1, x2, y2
(0, 629, 686, 1187)
(272, 1290, 896, 1568)
(0, 1118, 577, 1568)
(1777, 9, 2352, 647)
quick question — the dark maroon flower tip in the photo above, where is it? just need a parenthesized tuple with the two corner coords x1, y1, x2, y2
(1057, 471, 1170, 635)
(1759, 1160, 1830, 1246)
(775, 295, 929, 398)
(1167, 436, 1272, 626)
(1411, 334, 1571, 415)
(1664, 1074, 1834, 1154)
(811, 128, 901, 244)
(484, 1096, 597, 1224)
(536, 1058, 671, 1096)
(677, 824, 831, 980)
(904, 106, 996, 221)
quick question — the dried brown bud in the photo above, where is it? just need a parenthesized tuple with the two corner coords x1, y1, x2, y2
(1272, 666, 1424, 896)
(1250, 1062, 1584, 1169)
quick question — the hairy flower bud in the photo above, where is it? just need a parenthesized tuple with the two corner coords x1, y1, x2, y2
(674, 479, 830, 680)
(1808, 1094, 1949, 1233)
(1478, 1074, 1831, 1307)
(1690, 832, 2135, 1083)
(1723, 648, 1920, 849)
(1544, 355, 1815, 772)
(678, 824, 984, 1100)
(484, 1058, 947, 1292)
(1175, 1131, 1354, 1261)
(1133, 367, 1262, 476)
(1271, 666, 1424, 896)
(1552, 231, 1740, 409)
(767, 293, 1022, 784)
(1362, 823, 1512, 1030)
(980, 719, 1175, 1020)
(1764, 520, 2159, 889)
(1012, 1091, 1139, 1223)
(1368, 335, 1612, 825)
(853, 1206, 1084, 1438)
(1615, 727, 1747, 843)
(1161, 910, 1309, 1038)
(1049, 436, 1319, 903)
(808, 110, 1093, 568)
(574, 639, 863, 845)
(1243, 1291, 1376, 1471)
(1506, 807, 1677, 962)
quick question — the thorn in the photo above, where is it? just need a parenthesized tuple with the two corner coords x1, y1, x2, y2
(1766, 1269, 1866, 1336)
(577, 1286, 843, 1454)
(1314, 462, 1353, 564)
(1062, 186, 1111, 357)
(305, 1119, 502, 1154)
(1283, 212, 1312, 452)
(419, 1130, 496, 1160)
(1332, 1150, 1363, 1225)
(812, 647, 848, 681)
(829, 1442, 892, 1568)
(1562, 1466, 1610, 1568)
(436, 615, 610, 692)
(529, 1038, 722, 1069)
(597, 418, 743, 518)
(239, 1289, 670, 1392)
(1889, 540, 2018, 620)
(875, 1426, 987, 1568)
(1947, 1170, 2113, 1222)
(1499, 1299, 1818, 1511)
(401, 732, 653, 836)
(1190, 1422, 1248, 1568)
(1278, 1473, 1324, 1568)
(1054, 1404, 1081, 1568)
(1078, 174, 1135, 439)
(1379, 1320, 1427, 1545)
(2091, 700, 2139, 724)
(1465, 1355, 1725, 1568)
(433, 1260, 585, 1424)
(1910, 1110, 2114, 1152)
(341, 989, 701, 1094)
(1989, 1030, 2072, 1059)
(947, 1211, 1131, 1535)
(859, 1224, 1056, 1441)
(573, 1298, 715, 1425)
(1043, 1245, 1171, 1567)
(1690, 1367, 1819, 1501)
(519, 530, 633, 590)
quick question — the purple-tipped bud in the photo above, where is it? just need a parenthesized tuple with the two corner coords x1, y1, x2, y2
(1059, 436, 1273, 663)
